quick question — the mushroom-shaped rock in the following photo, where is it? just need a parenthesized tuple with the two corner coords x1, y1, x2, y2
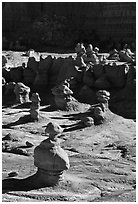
(34, 122, 69, 186)
(96, 90, 110, 103)
(97, 90, 110, 97)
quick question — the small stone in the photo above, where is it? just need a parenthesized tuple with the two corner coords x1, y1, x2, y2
(45, 122, 63, 139)
(82, 116, 94, 126)
(26, 141, 34, 147)
(2, 133, 19, 142)
(8, 171, 18, 177)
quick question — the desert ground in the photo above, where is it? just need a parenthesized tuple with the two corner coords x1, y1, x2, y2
(2, 51, 136, 202)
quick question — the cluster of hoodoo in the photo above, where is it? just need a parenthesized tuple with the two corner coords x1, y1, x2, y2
(82, 90, 110, 126)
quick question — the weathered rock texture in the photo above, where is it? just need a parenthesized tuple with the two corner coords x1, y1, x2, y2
(30, 93, 41, 121)
(34, 122, 70, 186)
(52, 83, 74, 110)
(14, 82, 30, 103)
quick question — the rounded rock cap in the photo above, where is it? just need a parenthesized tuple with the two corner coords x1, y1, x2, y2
(97, 90, 110, 97)
(94, 47, 99, 52)
(45, 122, 63, 138)
(59, 85, 73, 95)
(31, 93, 41, 102)
(75, 43, 86, 53)
(87, 44, 93, 52)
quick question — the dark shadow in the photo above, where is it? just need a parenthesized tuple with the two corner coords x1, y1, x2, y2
(2, 148, 31, 156)
(2, 173, 54, 193)
(2, 104, 15, 109)
(62, 122, 86, 132)
(11, 102, 31, 109)
(40, 105, 58, 112)
(50, 116, 69, 120)
(2, 102, 31, 109)
(62, 111, 93, 121)
(2, 115, 35, 128)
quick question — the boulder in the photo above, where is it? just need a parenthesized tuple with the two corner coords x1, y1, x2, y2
(81, 116, 94, 127)
(45, 122, 63, 138)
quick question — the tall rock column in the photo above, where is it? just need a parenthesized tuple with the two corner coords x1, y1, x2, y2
(94, 90, 110, 125)
(30, 93, 41, 121)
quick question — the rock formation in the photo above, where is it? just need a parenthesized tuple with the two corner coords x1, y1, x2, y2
(93, 90, 110, 124)
(4, 82, 16, 95)
(13, 82, 30, 103)
(84, 44, 99, 64)
(81, 116, 94, 127)
(34, 122, 70, 186)
(93, 106, 105, 125)
(96, 90, 110, 107)
(30, 93, 41, 121)
(52, 82, 75, 110)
